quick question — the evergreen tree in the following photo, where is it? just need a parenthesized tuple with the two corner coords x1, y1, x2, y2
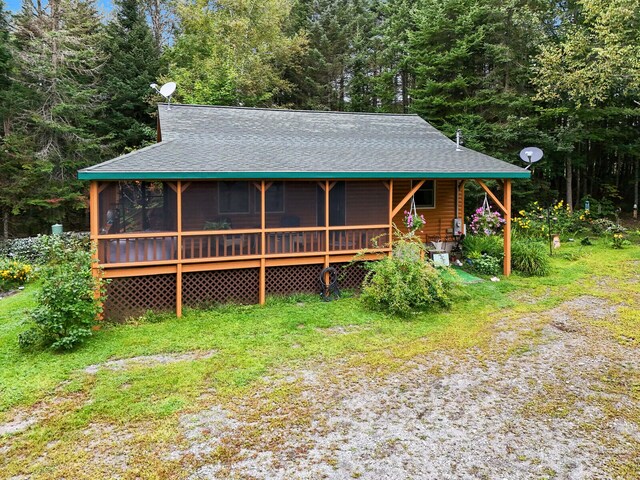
(11, 0, 105, 231)
(375, 0, 417, 113)
(0, 0, 16, 238)
(282, 0, 381, 111)
(101, 0, 162, 154)
(532, 0, 640, 209)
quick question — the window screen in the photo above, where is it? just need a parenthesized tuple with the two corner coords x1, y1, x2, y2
(219, 182, 250, 214)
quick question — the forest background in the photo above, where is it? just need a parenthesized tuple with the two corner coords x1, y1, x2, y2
(0, 0, 638, 237)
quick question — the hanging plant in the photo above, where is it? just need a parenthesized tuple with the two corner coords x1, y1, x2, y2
(403, 195, 426, 234)
(470, 195, 505, 236)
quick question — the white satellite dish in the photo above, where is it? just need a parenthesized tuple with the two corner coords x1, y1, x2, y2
(519, 147, 543, 170)
(150, 82, 177, 110)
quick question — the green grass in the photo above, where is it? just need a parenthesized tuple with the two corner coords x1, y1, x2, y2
(1, 240, 638, 419)
(0, 238, 638, 478)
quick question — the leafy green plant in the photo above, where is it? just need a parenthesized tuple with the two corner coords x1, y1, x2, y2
(511, 240, 550, 276)
(469, 253, 501, 276)
(591, 218, 622, 235)
(19, 240, 106, 351)
(611, 233, 627, 249)
(360, 238, 452, 317)
(462, 234, 503, 259)
(0, 259, 33, 292)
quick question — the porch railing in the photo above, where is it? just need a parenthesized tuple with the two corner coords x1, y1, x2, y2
(96, 225, 390, 266)
(182, 230, 261, 261)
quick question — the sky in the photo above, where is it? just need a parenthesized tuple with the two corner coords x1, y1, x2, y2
(5, 0, 113, 15)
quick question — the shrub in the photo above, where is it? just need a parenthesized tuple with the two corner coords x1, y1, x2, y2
(0, 232, 89, 265)
(591, 218, 618, 235)
(468, 253, 501, 276)
(513, 201, 588, 239)
(360, 240, 452, 317)
(0, 259, 33, 292)
(511, 240, 550, 276)
(19, 240, 105, 351)
(462, 234, 503, 259)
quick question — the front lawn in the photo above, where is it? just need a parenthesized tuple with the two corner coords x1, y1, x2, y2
(1, 238, 638, 478)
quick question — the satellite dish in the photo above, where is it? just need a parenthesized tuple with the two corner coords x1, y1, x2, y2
(150, 82, 177, 110)
(519, 147, 543, 170)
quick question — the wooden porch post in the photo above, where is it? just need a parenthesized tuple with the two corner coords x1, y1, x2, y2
(503, 179, 512, 276)
(89, 182, 102, 309)
(259, 181, 266, 305)
(475, 179, 512, 276)
(324, 180, 330, 269)
(388, 180, 393, 255)
(176, 180, 183, 317)
(89, 181, 99, 263)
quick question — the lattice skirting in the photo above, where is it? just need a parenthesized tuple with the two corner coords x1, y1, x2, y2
(333, 261, 370, 292)
(182, 268, 260, 308)
(103, 261, 372, 321)
(103, 274, 176, 321)
(265, 264, 324, 296)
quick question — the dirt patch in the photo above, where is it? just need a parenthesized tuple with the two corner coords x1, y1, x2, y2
(0, 289, 20, 300)
(83, 350, 217, 374)
(316, 324, 365, 336)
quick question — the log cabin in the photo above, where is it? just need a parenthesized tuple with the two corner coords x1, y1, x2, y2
(78, 104, 530, 320)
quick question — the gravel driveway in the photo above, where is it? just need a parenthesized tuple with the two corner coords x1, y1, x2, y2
(175, 296, 639, 479)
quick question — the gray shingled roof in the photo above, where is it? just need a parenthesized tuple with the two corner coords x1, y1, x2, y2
(78, 104, 529, 180)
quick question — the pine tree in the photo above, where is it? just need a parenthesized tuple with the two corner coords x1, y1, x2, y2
(282, 0, 381, 111)
(11, 0, 105, 230)
(0, 0, 16, 237)
(101, 0, 162, 154)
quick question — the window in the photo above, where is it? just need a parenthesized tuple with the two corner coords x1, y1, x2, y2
(414, 180, 436, 208)
(218, 181, 250, 214)
(260, 182, 285, 213)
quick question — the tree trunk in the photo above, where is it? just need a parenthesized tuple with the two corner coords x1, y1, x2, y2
(634, 156, 639, 216)
(401, 69, 409, 113)
(565, 155, 573, 211)
(2, 208, 8, 241)
(575, 167, 581, 209)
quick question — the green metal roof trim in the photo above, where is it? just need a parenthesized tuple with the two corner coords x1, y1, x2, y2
(78, 170, 530, 180)
(79, 104, 531, 181)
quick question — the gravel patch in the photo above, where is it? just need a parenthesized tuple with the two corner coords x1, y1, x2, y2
(84, 350, 217, 374)
(0, 413, 39, 437)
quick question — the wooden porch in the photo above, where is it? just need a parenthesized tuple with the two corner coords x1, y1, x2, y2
(89, 178, 512, 319)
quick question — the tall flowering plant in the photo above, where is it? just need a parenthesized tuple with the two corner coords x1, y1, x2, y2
(470, 207, 505, 236)
(403, 210, 426, 233)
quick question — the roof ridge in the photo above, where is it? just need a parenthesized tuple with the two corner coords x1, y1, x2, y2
(157, 103, 420, 117)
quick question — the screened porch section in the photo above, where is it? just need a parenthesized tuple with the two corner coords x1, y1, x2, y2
(95, 180, 390, 265)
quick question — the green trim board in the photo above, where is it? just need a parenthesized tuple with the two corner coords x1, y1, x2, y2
(78, 171, 531, 181)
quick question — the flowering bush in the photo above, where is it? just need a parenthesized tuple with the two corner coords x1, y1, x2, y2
(611, 233, 629, 249)
(403, 210, 425, 233)
(469, 207, 505, 236)
(0, 259, 33, 292)
(513, 201, 589, 239)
